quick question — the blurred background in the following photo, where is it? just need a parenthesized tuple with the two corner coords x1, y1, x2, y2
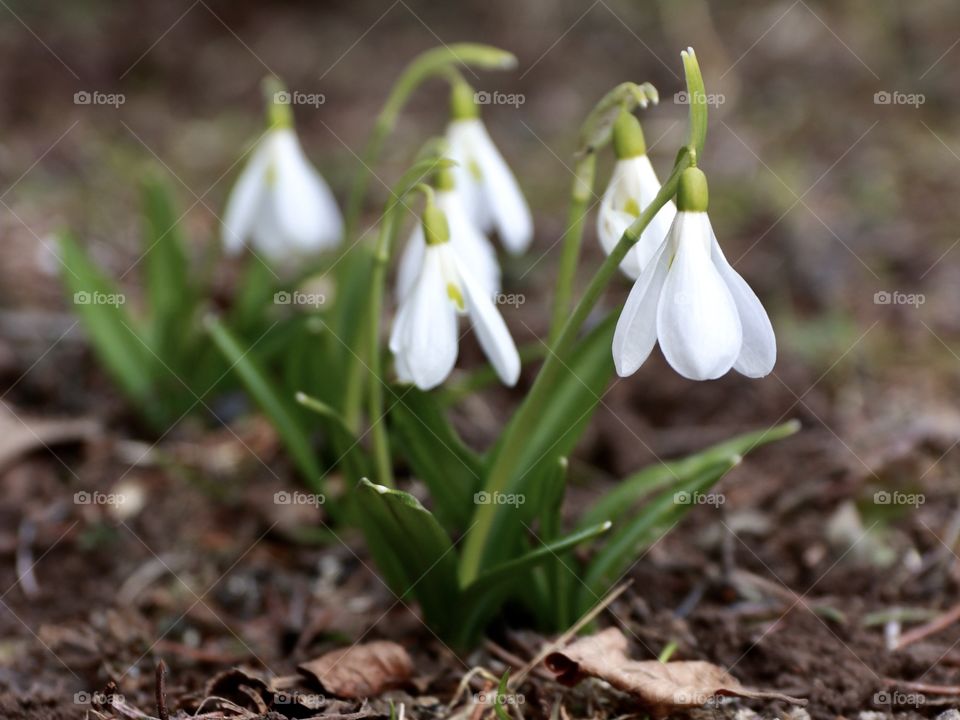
(1, 0, 958, 434)
(2, 0, 960, 716)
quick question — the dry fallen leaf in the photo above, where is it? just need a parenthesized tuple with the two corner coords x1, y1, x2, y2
(545, 627, 805, 715)
(299, 640, 413, 698)
(0, 402, 99, 472)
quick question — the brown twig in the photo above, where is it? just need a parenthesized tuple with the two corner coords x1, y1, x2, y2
(894, 602, 960, 650)
(155, 660, 169, 720)
(510, 580, 632, 689)
(883, 677, 960, 696)
(484, 641, 553, 681)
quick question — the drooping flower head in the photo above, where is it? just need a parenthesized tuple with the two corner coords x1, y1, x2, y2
(598, 107, 676, 279)
(445, 81, 533, 255)
(396, 165, 501, 303)
(390, 190, 520, 391)
(613, 165, 776, 381)
(222, 78, 343, 263)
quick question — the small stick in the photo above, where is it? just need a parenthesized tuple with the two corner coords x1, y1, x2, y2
(883, 677, 960, 696)
(484, 641, 553, 681)
(155, 660, 169, 720)
(510, 581, 632, 688)
(894, 602, 960, 650)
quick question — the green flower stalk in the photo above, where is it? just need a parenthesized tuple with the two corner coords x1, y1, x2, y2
(343, 43, 517, 238)
(462, 49, 707, 585)
(548, 81, 659, 343)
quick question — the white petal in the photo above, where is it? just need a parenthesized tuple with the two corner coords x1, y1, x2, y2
(222, 140, 270, 254)
(454, 253, 520, 386)
(448, 119, 533, 254)
(389, 246, 458, 390)
(612, 236, 670, 376)
(711, 234, 776, 377)
(656, 213, 742, 380)
(446, 121, 490, 231)
(396, 224, 426, 303)
(263, 129, 343, 255)
(439, 190, 501, 296)
(597, 156, 676, 280)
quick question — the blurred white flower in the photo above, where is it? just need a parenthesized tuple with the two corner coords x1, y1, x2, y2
(391, 202, 519, 390)
(222, 126, 343, 261)
(396, 186, 500, 303)
(598, 109, 675, 278)
(613, 168, 775, 381)
(445, 88, 533, 254)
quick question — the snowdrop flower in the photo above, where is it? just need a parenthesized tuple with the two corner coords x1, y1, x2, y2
(396, 167, 501, 303)
(598, 108, 676, 279)
(390, 193, 520, 391)
(222, 83, 343, 262)
(446, 82, 533, 254)
(613, 166, 776, 381)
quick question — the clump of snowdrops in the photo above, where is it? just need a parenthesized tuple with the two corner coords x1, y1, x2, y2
(61, 44, 795, 648)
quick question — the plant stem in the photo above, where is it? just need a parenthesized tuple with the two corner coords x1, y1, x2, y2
(367, 219, 395, 486)
(459, 150, 693, 585)
(548, 152, 596, 345)
(343, 44, 516, 239)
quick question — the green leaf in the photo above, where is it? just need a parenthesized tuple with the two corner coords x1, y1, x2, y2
(454, 523, 610, 648)
(389, 386, 483, 529)
(295, 391, 369, 481)
(579, 456, 739, 611)
(578, 420, 800, 530)
(493, 671, 512, 720)
(57, 232, 156, 412)
(471, 312, 616, 572)
(465, 520, 610, 594)
(206, 315, 321, 487)
(355, 478, 460, 637)
(498, 312, 616, 496)
(140, 175, 192, 359)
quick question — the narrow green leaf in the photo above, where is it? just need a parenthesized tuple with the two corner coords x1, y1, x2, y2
(141, 175, 191, 358)
(389, 386, 483, 529)
(493, 671, 512, 720)
(57, 232, 154, 409)
(580, 456, 739, 610)
(355, 478, 460, 637)
(578, 420, 800, 530)
(464, 520, 610, 594)
(472, 312, 616, 573)
(206, 315, 321, 487)
(296, 391, 369, 481)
